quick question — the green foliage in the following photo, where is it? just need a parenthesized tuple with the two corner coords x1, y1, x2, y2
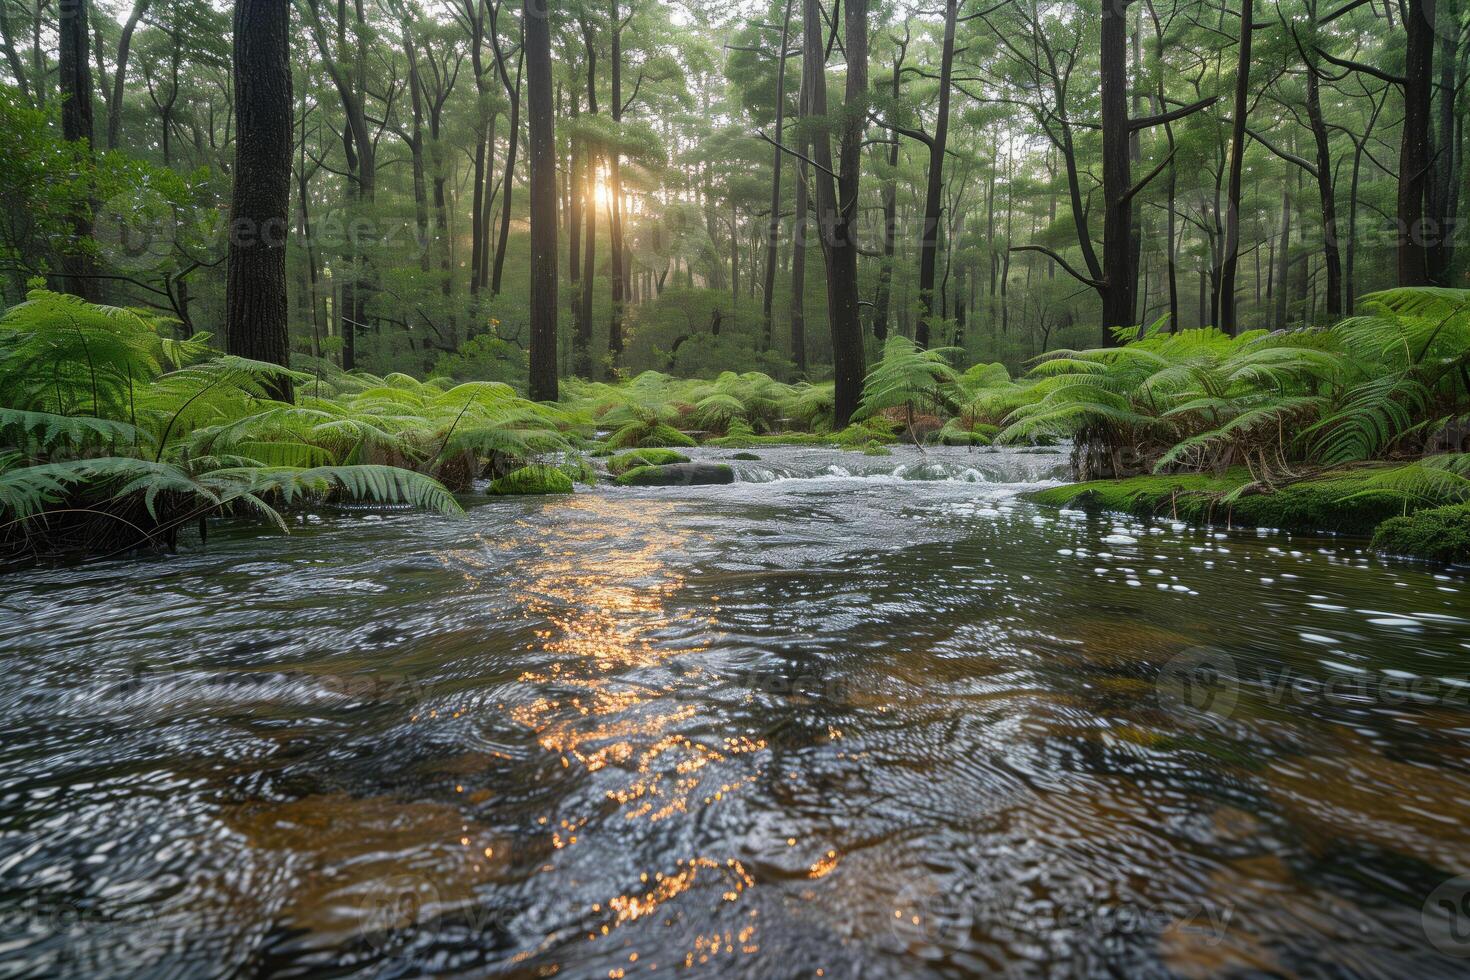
(855, 336, 963, 422)
(0, 292, 588, 562)
(430, 333, 529, 386)
(996, 292, 1470, 484)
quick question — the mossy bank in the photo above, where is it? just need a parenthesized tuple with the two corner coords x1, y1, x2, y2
(1028, 468, 1470, 564)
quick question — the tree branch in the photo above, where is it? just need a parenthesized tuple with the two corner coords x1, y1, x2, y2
(1009, 245, 1104, 289)
(1129, 94, 1219, 131)
(1314, 46, 1404, 86)
(756, 130, 839, 181)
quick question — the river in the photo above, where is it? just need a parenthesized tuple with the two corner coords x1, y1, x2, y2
(1, 445, 1467, 978)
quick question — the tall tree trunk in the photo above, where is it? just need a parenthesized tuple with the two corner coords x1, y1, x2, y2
(1217, 0, 1251, 335)
(915, 0, 957, 348)
(761, 0, 794, 352)
(578, 20, 598, 378)
(1098, 0, 1134, 343)
(226, 0, 293, 402)
(58, 0, 98, 301)
(804, 0, 867, 426)
(872, 31, 906, 343)
(524, 0, 556, 401)
(1398, 0, 1435, 285)
(106, 0, 151, 150)
(480, 112, 497, 298)
(489, 6, 522, 296)
(402, 24, 432, 274)
(607, 0, 625, 367)
(1303, 57, 1342, 317)
(790, 86, 809, 377)
(1427, 0, 1459, 284)
(1274, 185, 1291, 326)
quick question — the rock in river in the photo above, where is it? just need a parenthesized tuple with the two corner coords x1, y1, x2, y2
(614, 462, 736, 487)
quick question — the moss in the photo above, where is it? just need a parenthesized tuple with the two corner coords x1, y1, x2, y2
(1371, 504, 1470, 563)
(833, 422, 898, 448)
(860, 440, 893, 457)
(614, 462, 735, 487)
(606, 448, 691, 476)
(603, 423, 697, 451)
(1029, 469, 1463, 537)
(706, 431, 825, 448)
(487, 465, 574, 496)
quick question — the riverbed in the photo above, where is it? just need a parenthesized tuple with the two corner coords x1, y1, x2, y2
(1, 445, 1467, 977)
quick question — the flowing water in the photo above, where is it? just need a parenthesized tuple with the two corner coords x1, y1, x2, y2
(1, 445, 1469, 978)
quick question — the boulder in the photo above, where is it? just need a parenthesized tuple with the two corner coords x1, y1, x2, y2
(614, 462, 736, 487)
(487, 466, 574, 496)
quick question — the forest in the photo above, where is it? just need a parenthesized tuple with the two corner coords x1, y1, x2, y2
(3, 2, 1470, 976)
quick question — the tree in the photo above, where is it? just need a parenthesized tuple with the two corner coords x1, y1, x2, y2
(225, 0, 294, 402)
(58, 0, 98, 300)
(524, 0, 556, 401)
(801, 0, 868, 426)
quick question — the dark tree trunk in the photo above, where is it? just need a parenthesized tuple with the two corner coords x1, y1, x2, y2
(804, 0, 867, 426)
(225, 0, 294, 402)
(106, 0, 150, 150)
(470, 136, 486, 297)
(402, 23, 432, 274)
(790, 85, 809, 378)
(1303, 59, 1342, 317)
(872, 31, 906, 344)
(524, 0, 557, 401)
(607, 0, 625, 366)
(761, 0, 794, 352)
(1274, 186, 1291, 326)
(915, 0, 957, 348)
(578, 19, 598, 378)
(58, 0, 98, 301)
(1217, 0, 1251, 335)
(1398, 0, 1435, 285)
(489, 5, 522, 297)
(1427, 0, 1459, 284)
(1099, 0, 1134, 343)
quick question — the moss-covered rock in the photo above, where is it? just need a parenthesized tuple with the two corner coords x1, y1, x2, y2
(728, 451, 762, 461)
(860, 440, 893, 456)
(1029, 469, 1464, 537)
(487, 465, 574, 496)
(1371, 504, 1470, 563)
(606, 448, 691, 476)
(614, 462, 735, 487)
